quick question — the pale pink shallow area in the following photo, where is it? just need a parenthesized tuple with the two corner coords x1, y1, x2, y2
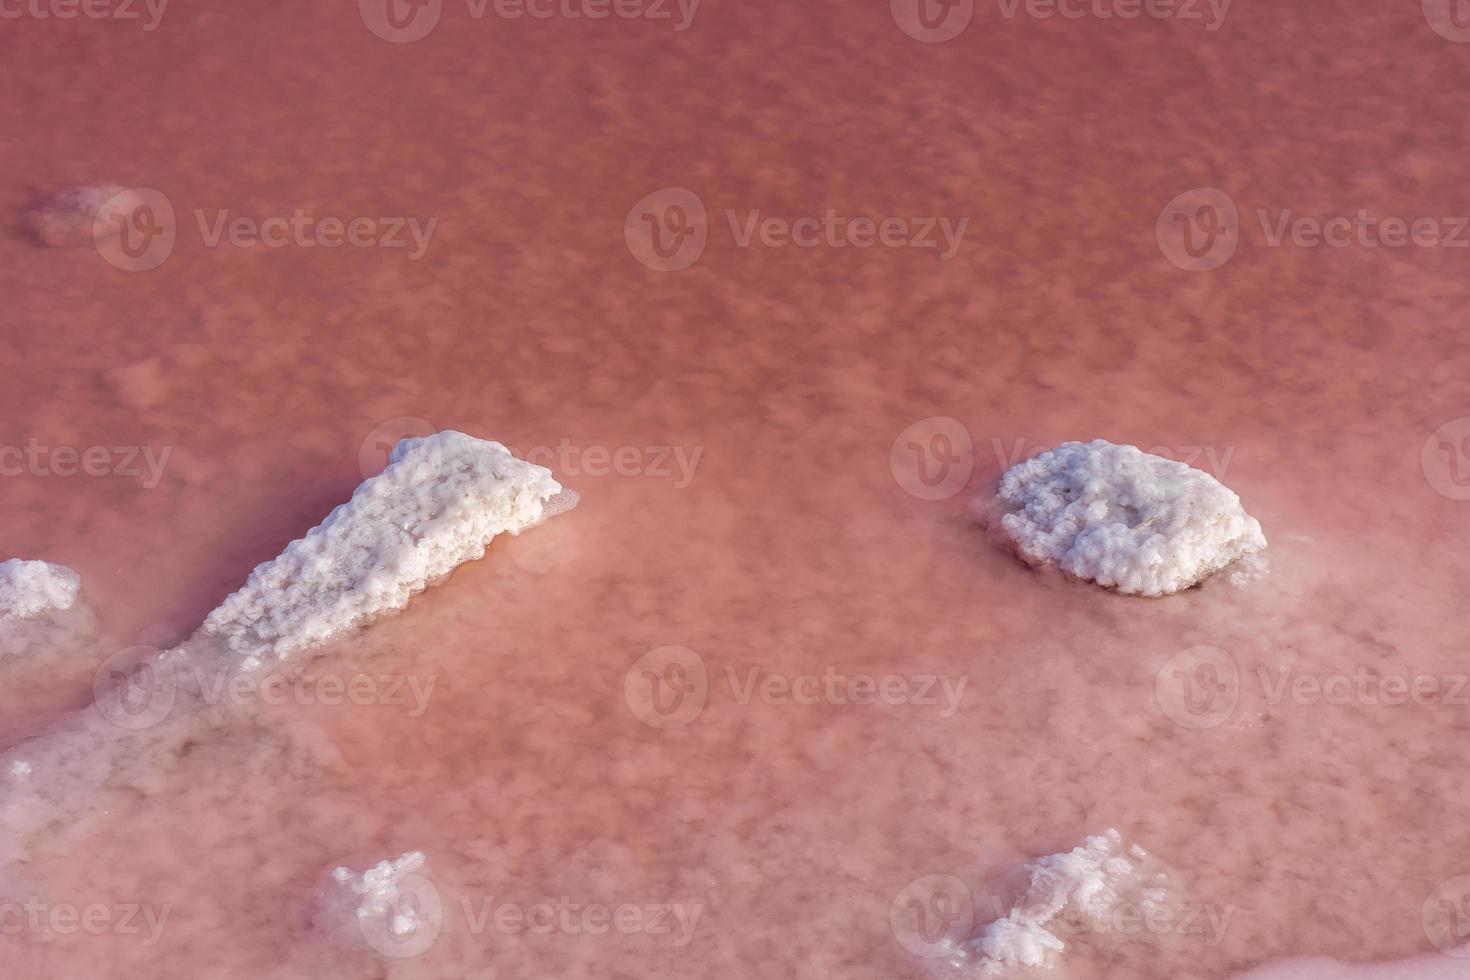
(4, 0, 1470, 978)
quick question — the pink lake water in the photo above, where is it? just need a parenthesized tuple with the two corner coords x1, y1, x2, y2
(3, 0, 1470, 977)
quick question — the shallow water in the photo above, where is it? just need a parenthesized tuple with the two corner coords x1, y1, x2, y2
(3, 0, 1470, 977)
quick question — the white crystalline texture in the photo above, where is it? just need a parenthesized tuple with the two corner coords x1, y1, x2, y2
(997, 440, 1266, 596)
(971, 830, 1145, 977)
(329, 851, 427, 937)
(0, 559, 81, 620)
(201, 431, 568, 663)
(28, 183, 140, 248)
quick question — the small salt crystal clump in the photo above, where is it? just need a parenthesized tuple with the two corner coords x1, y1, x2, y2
(0, 559, 81, 620)
(325, 851, 431, 946)
(28, 184, 142, 248)
(969, 829, 1158, 976)
(995, 439, 1266, 596)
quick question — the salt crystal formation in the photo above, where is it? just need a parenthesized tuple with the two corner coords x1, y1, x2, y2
(329, 851, 429, 938)
(27, 184, 140, 248)
(995, 440, 1266, 596)
(0, 432, 573, 870)
(0, 560, 81, 620)
(201, 430, 574, 666)
(967, 830, 1165, 976)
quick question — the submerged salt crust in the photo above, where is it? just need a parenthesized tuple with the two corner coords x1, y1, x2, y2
(995, 440, 1267, 596)
(201, 430, 569, 666)
(958, 830, 1166, 976)
(0, 559, 81, 620)
(0, 431, 571, 876)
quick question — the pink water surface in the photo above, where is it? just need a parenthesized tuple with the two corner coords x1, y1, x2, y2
(3, 0, 1470, 977)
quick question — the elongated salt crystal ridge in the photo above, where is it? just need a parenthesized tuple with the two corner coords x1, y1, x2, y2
(965, 830, 1165, 976)
(200, 430, 569, 665)
(995, 440, 1266, 596)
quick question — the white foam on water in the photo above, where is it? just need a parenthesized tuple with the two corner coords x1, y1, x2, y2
(0, 560, 80, 621)
(994, 440, 1267, 596)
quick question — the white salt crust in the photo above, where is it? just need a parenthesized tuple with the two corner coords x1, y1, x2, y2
(0, 432, 571, 873)
(0, 559, 81, 620)
(963, 830, 1165, 976)
(201, 430, 569, 666)
(996, 440, 1266, 596)
(329, 851, 428, 939)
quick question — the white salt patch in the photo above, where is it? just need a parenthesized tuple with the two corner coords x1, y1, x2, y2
(9, 761, 30, 778)
(326, 851, 430, 942)
(0, 559, 81, 620)
(201, 430, 569, 666)
(965, 830, 1153, 976)
(995, 440, 1267, 596)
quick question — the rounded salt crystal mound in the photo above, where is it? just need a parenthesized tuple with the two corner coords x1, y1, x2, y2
(996, 439, 1266, 596)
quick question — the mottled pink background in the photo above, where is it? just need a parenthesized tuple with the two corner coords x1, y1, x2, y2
(2, 0, 1470, 977)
